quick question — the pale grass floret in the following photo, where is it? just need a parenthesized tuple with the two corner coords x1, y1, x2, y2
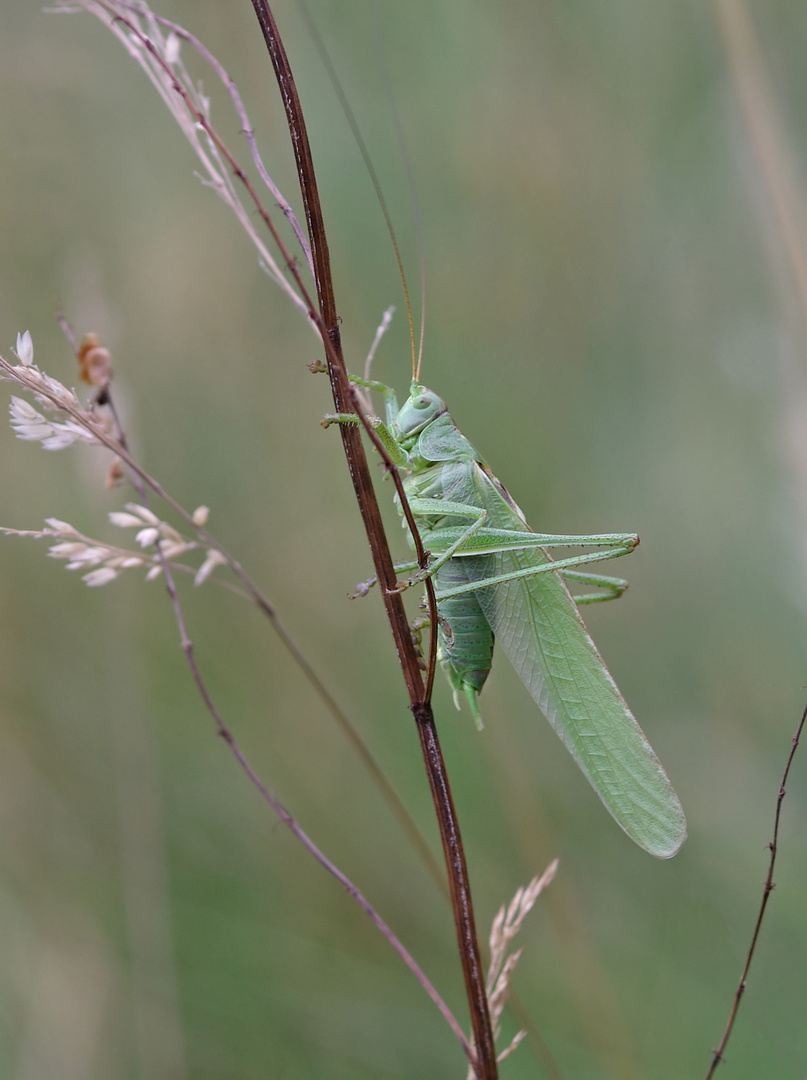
(122, 503, 159, 526)
(83, 566, 121, 587)
(465, 859, 559, 1076)
(163, 29, 180, 65)
(108, 511, 149, 529)
(14, 331, 34, 367)
(194, 547, 227, 586)
(136, 526, 160, 548)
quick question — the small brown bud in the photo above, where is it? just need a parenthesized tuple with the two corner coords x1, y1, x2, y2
(105, 457, 125, 488)
(77, 333, 113, 387)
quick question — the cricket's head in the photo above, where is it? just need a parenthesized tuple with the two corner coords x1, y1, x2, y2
(394, 383, 446, 439)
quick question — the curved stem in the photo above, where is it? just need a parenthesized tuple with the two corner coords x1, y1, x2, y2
(248, 3, 497, 1074)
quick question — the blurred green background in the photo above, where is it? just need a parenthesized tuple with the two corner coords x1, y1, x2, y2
(2, 1, 807, 1077)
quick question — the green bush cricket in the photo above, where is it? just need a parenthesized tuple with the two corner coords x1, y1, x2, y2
(327, 370, 686, 859)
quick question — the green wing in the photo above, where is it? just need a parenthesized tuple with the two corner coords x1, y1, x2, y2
(463, 467, 686, 858)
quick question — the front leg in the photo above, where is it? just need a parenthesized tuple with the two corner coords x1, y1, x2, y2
(339, 371, 402, 428)
(322, 408, 411, 469)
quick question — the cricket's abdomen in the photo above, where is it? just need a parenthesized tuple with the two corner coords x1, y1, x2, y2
(435, 559, 493, 728)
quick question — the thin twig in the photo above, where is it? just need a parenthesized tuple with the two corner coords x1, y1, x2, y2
(703, 696, 807, 1077)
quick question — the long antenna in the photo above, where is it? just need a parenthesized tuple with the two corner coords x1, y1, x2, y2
(297, 1, 420, 380)
(373, 2, 426, 381)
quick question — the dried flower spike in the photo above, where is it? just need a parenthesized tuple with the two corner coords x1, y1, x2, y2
(465, 860, 558, 1079)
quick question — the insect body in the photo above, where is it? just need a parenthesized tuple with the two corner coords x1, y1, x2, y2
(333, 379, 686, 859)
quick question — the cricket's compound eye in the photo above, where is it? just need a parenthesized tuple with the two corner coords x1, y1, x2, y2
(396, 385, 446, 435)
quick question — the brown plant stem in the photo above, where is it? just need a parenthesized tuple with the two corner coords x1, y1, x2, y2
(345, 386, 439, 704)
(247, 2, 497, 1074)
